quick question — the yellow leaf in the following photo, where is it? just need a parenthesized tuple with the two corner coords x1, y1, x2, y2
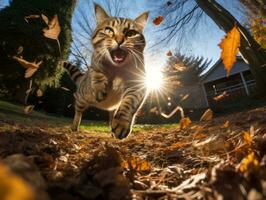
(23, 105, 34, 114)
(42, 15, 61, 40)
(200, 109, 213, 121)
(179, 117, 192, 129)
(0, 163, 34, 200)
(243, 131, 253, 146)
(153, 16, 163, 25)
(239, 152, 259, 173)
(219, 26, 240, 76)
(121, 156, 151, 172)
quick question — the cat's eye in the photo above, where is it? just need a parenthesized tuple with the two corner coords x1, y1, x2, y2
(125, 30, 139, 37)
(104, 27, 114, 36)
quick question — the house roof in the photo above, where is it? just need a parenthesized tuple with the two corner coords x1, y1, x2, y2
(200, 56, 249, 83)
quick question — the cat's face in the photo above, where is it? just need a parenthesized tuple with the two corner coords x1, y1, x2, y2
(92, 4, 149, 67)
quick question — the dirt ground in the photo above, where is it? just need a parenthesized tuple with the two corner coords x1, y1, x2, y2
(0, 105, 266, 200)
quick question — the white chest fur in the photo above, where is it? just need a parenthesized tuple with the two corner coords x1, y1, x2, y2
(94, 77, 124, 111)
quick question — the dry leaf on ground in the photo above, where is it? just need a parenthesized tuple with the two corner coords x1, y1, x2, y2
(238, 152, 259, 173)
(219, 26, 241, 75)
(121, 156, 151, 172)
(179, 117, 192, 129)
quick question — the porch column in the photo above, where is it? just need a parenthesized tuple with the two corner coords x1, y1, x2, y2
(240, 72, 250, 96)
(201, 83, 209, 107)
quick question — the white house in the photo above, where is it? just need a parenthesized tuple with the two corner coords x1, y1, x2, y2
(174, 57, 256, 109)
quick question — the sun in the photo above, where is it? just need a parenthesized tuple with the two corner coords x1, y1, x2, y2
(145, 67, 163, 91)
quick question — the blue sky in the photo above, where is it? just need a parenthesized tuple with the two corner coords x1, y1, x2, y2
(72, 0, 246, 70)
(1, 0, 246, 69)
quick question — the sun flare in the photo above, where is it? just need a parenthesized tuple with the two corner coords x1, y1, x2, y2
(145, 67, 163, 90)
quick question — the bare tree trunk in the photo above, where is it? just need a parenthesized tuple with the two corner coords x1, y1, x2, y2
(196, 0, 266, 95)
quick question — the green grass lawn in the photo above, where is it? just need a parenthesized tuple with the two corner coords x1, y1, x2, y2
(0, 100, 177, 132)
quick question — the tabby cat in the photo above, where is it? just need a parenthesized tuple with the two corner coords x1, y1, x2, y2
(64, 4, 149, 139)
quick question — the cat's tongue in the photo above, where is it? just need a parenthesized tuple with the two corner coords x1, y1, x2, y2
(111, 48, 127, 63)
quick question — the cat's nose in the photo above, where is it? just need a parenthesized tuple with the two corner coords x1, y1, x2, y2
(115, 34, 125, 46)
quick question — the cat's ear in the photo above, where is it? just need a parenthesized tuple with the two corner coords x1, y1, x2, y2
(134, 11, 149, 30)
(94, 3, 109, 24)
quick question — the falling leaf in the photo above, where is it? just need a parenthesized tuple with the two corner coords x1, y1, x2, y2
(13, 56, 42, 78)
(0, 163, 34, 200)
(239, 152, 259, 173)
(41, 14, 49, 25)
(166, 50, 172, 56)
(213, 91, 229, 101)
(17, 46, 24, 54)
(219, 26, 241, 75)
(36, 89, 43, 97)
(60, 86, 70, 91)
(179, 117, 192, 129)
(23, 105, 34, 114)
(121, 156, 151, 172)
(24, 14, 40, 23)
(153, 16, 163, 25)
(42, 15, 61, 40)
(200, 109, 213, 121)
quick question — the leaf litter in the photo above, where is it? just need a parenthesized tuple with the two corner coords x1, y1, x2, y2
(1, 106, 266, 199)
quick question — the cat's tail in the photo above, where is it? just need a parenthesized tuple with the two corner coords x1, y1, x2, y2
(160, 106, 184, 119)
(62, 61, 84, 83)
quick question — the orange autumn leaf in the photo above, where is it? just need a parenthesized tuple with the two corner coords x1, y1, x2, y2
(243, 131, 253, 146)
(166, 50, 173, 56)
(153, 16, 163, 25)
(219, 26, 241, 76)
(213, 91, 229, 101)
(12, 56, 43, 78)
(179, 117, 192, 129)
(0, 163, 34, 200)
(42, 15, 61, 40)
(121, 156, 151, 172)
(200, 109, 213, 121)
(192, 132, 208, 139)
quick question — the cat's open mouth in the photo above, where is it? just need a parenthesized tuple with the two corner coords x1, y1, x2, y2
(110, 48, 128, 64)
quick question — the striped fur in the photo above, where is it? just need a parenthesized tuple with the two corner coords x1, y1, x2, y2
(65, 4, 149, 139)
(63, 61, 84, 83)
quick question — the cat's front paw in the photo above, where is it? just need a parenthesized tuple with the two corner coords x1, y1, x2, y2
(111, 118, 132, 139)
